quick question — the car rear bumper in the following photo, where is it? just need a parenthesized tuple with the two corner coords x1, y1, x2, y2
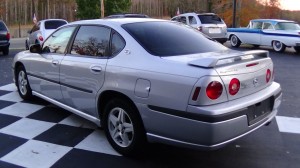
(0, 42, 9, 48)
(138, 82, 281, 150)
(213, 37, 228, 43)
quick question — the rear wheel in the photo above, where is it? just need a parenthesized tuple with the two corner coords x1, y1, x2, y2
(230, 35, 241, 48)
(3, 47, 9, 55)
(294, 46, 300, 53)
(272, 41, 286, 52)
(103, 98, 146, 156)
(16, 65, 32, 100)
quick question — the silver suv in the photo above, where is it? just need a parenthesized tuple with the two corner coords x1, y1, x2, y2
(171, 13, 227, 44)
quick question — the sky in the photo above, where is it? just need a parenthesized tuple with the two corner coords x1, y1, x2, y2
(280, 0, 300, 11)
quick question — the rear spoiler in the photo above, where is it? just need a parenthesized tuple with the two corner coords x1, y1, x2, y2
(188, 50, 269, 68)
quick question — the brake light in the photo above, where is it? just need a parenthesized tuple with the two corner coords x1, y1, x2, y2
(39, 36, 44, 41)
(229, 78, 240, 95)
(206, 81, 223, 100)
(266, 69, 271, 83)
(192, 87, 201, 101)
(197, 26, 203, 32)
(6, 32, 10, 40)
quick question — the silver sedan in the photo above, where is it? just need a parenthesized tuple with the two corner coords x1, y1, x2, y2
(12, 18, 282, 156)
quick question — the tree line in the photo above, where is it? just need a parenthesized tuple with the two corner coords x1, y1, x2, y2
(0, 0, 299, 27)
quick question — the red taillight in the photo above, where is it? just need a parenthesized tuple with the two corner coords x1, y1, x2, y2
(229, 78, 240, 95)
(266, 69, 271, 83)
(6, 32, 10, 40)
(206, 81, 223, 100)
(39, 36, 44, 41)
(198, 26, 203, 32)
(192, 87, 201, 101)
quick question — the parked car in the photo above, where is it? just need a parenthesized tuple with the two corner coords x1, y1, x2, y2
(106, 13, 149, 18)
(25, 19, 68, 50)
(0, 20, 10, 55)
(227, 19, 300, 53)
(13, 18, 282, 156)
(171, 13, 228, 44)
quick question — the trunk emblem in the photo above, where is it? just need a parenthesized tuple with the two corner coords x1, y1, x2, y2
(253, 78, 259, 87)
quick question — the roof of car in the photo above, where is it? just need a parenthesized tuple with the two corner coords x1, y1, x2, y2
(106, 13, 149, 18)
(38, 19, 68, 23)
(69, 18, 166, 26)
(251, 19, 295, 24)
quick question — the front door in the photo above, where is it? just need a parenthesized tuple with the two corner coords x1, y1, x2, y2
(28, 26, 77, 101)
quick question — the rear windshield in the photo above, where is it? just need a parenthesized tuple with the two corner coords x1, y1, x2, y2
(275, 22, 300, 30)
(44, 20, 67, 29)
(0, 22, 7, 31)
(122, 21, 226, 56)
(198, 15, 223, 24)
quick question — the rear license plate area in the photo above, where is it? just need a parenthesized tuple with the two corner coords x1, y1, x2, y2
(247, 97, 274, 125)
(209, 28, 221, 34)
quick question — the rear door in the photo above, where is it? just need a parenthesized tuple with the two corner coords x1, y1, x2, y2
(59, 25, 111, 116)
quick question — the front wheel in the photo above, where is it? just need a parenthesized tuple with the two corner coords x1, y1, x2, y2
(16, 66, 32, 100)
(103, 98, 146, 156)
(230, 35, 241, 48)
(272, 41, 286, 52)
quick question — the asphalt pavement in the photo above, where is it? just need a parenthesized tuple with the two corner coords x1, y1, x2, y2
(0, 39, 299, 168)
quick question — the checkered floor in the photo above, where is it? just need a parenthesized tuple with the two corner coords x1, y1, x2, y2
(0, 83, 299, 168)
(0, 84, 125, 168)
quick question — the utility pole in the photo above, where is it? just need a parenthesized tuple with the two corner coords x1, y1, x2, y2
(101, 0, 104, 18)
(232, 0, 237, 28)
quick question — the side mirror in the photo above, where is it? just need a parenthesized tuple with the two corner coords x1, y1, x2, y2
(30, 44, 42, 53)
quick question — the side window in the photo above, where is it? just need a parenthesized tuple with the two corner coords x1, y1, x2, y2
(188, 16, 197, 25)
(71, 26, 111, 57)
(179, 16, 187, 24)
(42, 26, 76, 54)
(111, 31, 125, 56)
(263, 22, 273, 30)
(252, 22, 263, 29)
(171, 17, 179, 22)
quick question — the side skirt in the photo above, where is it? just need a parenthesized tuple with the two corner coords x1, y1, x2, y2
(33, 91, 101, 127)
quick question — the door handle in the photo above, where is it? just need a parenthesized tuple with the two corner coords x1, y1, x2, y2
(90, 66, 102, 73)
(52, 60, 59, 65)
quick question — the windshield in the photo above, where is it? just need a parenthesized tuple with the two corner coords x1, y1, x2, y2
(275, 22, 300, 30)
(122, 21, 226, 57)
(44, 20, 67, 29)
(198, 15, 223, 24)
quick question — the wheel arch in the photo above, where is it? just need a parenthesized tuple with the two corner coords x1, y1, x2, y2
(14, 62, 25, 82)
(97, 90, 144, 127)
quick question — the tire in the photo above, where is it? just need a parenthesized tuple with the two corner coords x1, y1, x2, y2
(103, 98, 146, 156)
(230, 35, 241, 48)
(3, 47, 9, 55)
(272, 41, 286, 52)
(294, 46, 300, 53)
(16, 65, 33, 100)
(25, 40, 29, 50)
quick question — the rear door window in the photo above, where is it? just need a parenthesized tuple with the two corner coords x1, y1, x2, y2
(44, 20, 67, 29)
(71, 26, 111, 57)
(198, 15, 223, 24)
